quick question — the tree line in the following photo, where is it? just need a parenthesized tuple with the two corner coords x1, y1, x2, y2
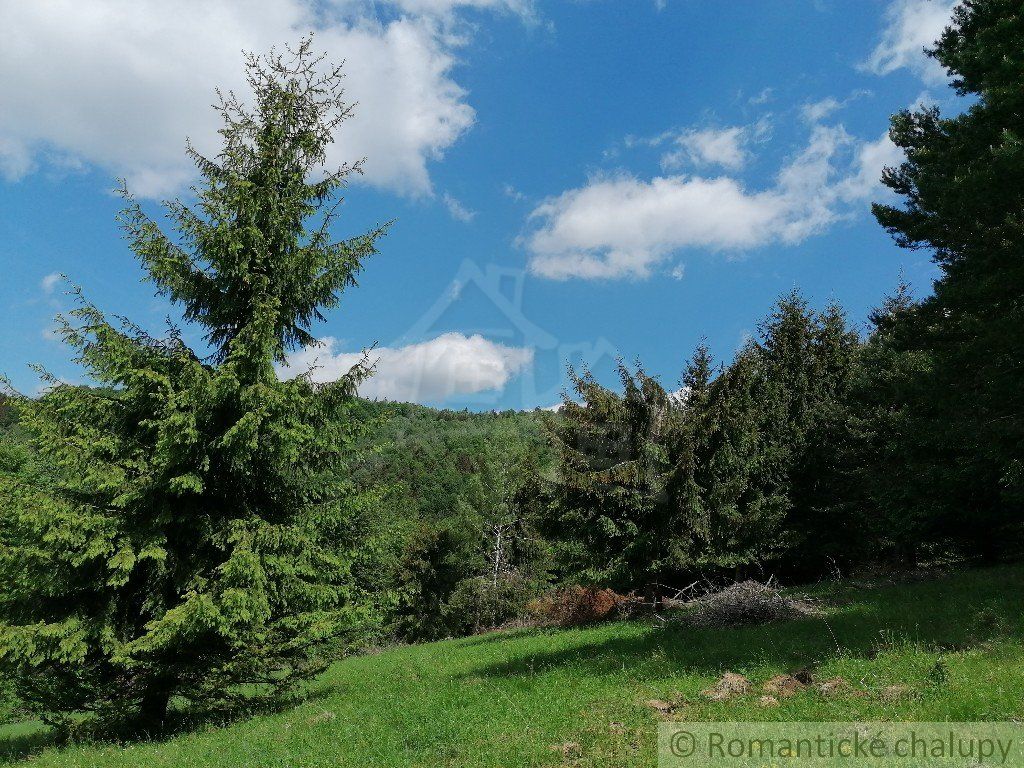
(541, 0, 1023, 594)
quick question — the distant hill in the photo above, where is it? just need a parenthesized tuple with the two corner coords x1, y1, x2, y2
(349, 399, 552, 525)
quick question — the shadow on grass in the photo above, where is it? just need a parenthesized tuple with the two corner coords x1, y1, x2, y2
(0, 727, 51, 764)
(454, 626, 551, 647)
(0, 683, 341, 765)
(466, 565, 1024, 681)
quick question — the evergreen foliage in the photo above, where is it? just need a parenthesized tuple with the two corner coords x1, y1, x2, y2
(869, 0, 1023, 557)
(679, 293, 863, 577)
(677, 340, 791, 573)
(543, 362, 680, 590)
(544, 292, 863, 590)
(0, 41, 386, 731)
(838, 280, 941, 563)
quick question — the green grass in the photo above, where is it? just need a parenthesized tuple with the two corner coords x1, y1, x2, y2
(2, 565, 1023, 767)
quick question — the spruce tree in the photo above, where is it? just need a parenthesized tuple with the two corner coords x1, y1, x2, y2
(686, 341, 792, 574)
(668, 343, 714, 568)
(871, 0, 1023, 555)
(844, 280, 938, 564)
(543, 363, 679, 591)
(760, 295, 862, 573)
(0, 41, 386, 731)
(673, 293, 862, 577)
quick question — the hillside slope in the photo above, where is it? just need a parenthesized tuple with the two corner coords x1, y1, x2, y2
(2, 565, 1022, 767)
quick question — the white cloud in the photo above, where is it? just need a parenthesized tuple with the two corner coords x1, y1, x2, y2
(801, 97, 843, 123)
(0, 135, 33, 180)
(656, 119, 771, 172)
(525, 124, 901, 281)
(669, 263, 685, 280)
(442, 192, 477, 222)
(446, 278, 464, 300)
(862, 0, 957, 84)
(0, 0, 521, 197)
(279, 332, 533, 402)
(40, 272, 61, 294)
(662, 126, 750, 171)
(836, 131, 904, 202)
(503, 183, 526, 202)
(800, 91, 871, 123)
(526, 174, 789, 280)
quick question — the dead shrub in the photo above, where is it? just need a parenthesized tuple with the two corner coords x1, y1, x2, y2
(677, 580, 820, 629)
(527, 586, 635, 627)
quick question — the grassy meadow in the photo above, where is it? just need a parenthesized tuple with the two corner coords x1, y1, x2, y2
(2, 564, 1021, 767)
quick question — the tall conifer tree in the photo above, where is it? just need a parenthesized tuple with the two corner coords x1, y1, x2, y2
(871, 0, 1023, 553)
(0, 41, 386, 730)
(543, 363, 679, 590)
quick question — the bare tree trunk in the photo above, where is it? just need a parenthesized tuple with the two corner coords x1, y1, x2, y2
(138, 682, 172, 733)
(492, 524, 504, 588)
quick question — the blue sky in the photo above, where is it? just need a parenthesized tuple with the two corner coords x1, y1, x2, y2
(0, 0, 959, 409)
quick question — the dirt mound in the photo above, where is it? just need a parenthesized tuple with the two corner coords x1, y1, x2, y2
(645, 699, 674, 714)
(880, 684, 913, 701)
(816, 676, 852, 697)
(763, 674, 808, 698)
(701, 672, 752, 701)
(679, 581, 820, 628)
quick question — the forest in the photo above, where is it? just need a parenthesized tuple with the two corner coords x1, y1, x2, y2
(0, 1, 1022, 763)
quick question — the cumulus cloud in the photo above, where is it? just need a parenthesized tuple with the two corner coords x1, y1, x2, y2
(279, 332, 533, 403)
(651, 119, 770, 172)
(862, 0, 957, 84)
(526, 174, 790, 280)
(0, 0, 523, 197)
(525, 124, 902, 281)
(836, 131, 904, 202)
